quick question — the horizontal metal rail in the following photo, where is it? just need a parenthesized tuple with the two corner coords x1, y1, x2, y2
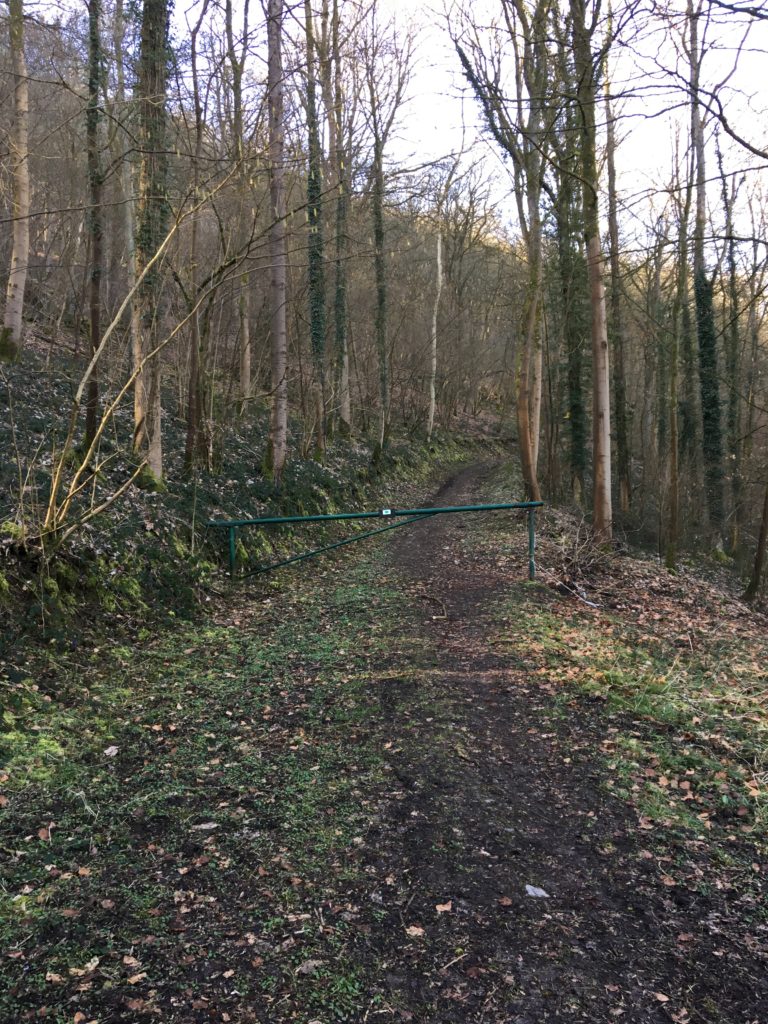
(208, 500, 543, 581)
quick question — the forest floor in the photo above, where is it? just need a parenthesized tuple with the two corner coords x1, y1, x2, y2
(2, 463, 767, 1024)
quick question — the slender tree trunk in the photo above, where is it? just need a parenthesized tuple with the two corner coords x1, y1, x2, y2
(239, 280, 251, 411)
(1, 0, 30, 360)
(516, 229, 543, 501)
(427, 227, 442, 442)
(266, 0, 288, 484)
(716, 146, 743, 552)
(689, 0, 724, 542)
(742, 481, 768, 602)
(605, 79, 630, 514)
(666, 198, 692, 570)
(111, 0, 141, 420)
(530, 332, 543, 473)
(372, 136, 389, 454)
(133, 0, 170, 484)
(571, 0, 612, 540)
(84, 0, 104, 449)
(304, 0, 327, 458)
(183, 0, 211, 475)
(225, 0, 252, 413)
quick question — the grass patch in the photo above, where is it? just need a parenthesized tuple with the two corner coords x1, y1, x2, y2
(0, 550, 422, 1022)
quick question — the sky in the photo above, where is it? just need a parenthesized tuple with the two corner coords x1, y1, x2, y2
(378, 0, 768, 242)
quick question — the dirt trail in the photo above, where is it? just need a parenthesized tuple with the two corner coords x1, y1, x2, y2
(353, 464, 767, 1024)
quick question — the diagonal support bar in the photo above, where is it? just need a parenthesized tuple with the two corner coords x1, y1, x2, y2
(238, 511, 438, 579)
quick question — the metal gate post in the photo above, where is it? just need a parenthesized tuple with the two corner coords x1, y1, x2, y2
(228, 526, 237, 578)
(528, 508, 536, 581)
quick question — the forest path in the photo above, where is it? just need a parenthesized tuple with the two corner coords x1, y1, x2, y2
(352, 462, 767, 1023)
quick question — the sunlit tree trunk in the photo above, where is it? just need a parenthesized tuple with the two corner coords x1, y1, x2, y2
(266, 0, 288, 484)
(1, 0, 30, 361)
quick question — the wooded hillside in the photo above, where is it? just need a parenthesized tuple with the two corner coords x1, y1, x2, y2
(1, 0, 767, 594)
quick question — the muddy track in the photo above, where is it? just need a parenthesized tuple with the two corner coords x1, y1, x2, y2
(352, 464, 767, 1024)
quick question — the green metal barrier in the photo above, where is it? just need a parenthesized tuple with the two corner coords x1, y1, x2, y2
(208, 500, 544, 581)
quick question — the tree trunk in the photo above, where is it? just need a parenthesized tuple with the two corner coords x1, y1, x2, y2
(183, 0, 211, 476)
(427, 227, 442, 442)
(266, 0, 288, 484)
(239, 280, 251, 412)
(225, 0, 253, 413)
(372, 136, 389, 454)
(112, 0, 141, 416)
(716, 145, 743, 553)
(742, 481, 768, 602)
(84, 0, 103, 449)
(133, 0, 170, 484)
(530, 332, 543, 473)
(304, 0, 327, 459)
(570, 0, 612, 541)
(689, 0, 724, 542)
(605, 78, 630, 514)
(1, 0, 30, 361)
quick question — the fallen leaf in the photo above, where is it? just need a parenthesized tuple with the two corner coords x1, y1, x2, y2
(498, 896, 513, 906)
(103, 746, 119, 757)
(127, 972, 147, 985)
(436, 901, 452, 914)
(69, 957, 99, 977)
(295, 959, 325, 976)
(405, 925, 425, 937)
(655, 992, 670, 1003)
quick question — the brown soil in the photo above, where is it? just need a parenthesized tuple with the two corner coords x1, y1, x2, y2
(350, 464, 767, 1024)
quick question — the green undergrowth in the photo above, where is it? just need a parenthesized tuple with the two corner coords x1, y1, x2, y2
(1, 345, 498, 646)
(0, 549, 428, 1022)
(470, 466, 767, 865)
